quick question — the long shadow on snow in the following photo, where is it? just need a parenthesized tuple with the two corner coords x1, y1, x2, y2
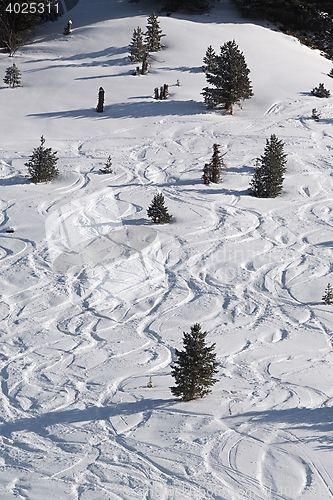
(0, 398, 176, 437)
(230, 406, 333, 449)
(27, 99, 205, 119)
(0, 176, 29, 186)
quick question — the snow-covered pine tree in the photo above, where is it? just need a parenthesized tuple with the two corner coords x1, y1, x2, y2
(249, 134, 287, 198)
(3, 62, 21, 88)
(100, 155, 113, 174)
(170, 323, 218, 401)
(311, 83, 331, 98)
(201, 40, 253, 113)
(144, 12, 165, 52)
(202, 143, 226, 184)
(25, 136, 59, 183)
(328, 68, 333, 79)
(202, 45, 217, 73)
(322, 283, 333, 305)
(129, 27, 146, 62)
(147, 193, 172, 223)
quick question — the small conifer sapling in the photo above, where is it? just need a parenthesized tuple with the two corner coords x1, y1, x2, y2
(322, 283, 333, 305)
(249, 134, 287, 198)
(100, 155, 113, 174)
(202, 143, 226, 184)
(3, 63, 21, 88)
(147, 193, 172, 223)
(129, 27, 146, 62)
(170, 323, 218, 401)
(25, 136, 59, 183)
(312, 108, 320, 121)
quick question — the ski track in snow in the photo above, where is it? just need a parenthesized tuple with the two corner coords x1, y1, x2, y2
(1, 113, 333, 499)
(1, 2, 333, 498)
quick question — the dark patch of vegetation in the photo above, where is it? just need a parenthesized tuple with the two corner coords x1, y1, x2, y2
(232, 0, 333, 60)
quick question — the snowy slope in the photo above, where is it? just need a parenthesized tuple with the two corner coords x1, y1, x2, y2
(0, 0, 333, 498)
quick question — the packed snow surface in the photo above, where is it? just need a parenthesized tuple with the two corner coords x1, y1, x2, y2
(1, 0, 333, 498)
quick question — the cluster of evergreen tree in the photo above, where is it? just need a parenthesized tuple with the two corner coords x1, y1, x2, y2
(232, 0, 333, 59)
(129, 12, 165, 63)
(161, 0, 217, 13)
(0, 0, 58, 55)
(311, 83, 331, 98)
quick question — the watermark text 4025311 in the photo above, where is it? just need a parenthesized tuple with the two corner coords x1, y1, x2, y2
(5, 2, 59, 14)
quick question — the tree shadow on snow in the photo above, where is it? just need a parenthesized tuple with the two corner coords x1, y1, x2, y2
(123, 218, 151, 226)
(159, 65, 203, 73)
(316, 240, 333, 247)
(27, 100, 205, 119)
(24, 47, 130, 72)
(0, 176, 29, 186)
(0, 398, 177, 437)
(230, 406, 333, 449)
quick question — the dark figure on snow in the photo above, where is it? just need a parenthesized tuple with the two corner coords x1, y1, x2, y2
(96, 87, 105, 113)
(162, 84, 169, 99)
(64, 20, 72, 35)
(141, 53, 150, 75)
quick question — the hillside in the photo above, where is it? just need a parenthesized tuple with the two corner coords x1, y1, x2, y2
(0, 0, 333, 499)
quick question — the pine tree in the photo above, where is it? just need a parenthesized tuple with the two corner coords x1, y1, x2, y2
(147, 193, 172, 223)
(100, 155, 113, 174)
(202, 143, 226, 184)
(201, 40, 253, 113)
(202, 45, 217, 73)
(25, 136, 59, 183)
(129, 27, 146, 62)
(170, 324, 218, 401)
(311, 83, 331, 98)
(312, 108, 320, 121)
(328, 68, 333, 79)
(322, 283, 333, 305)
(249, 134, 287, 198)
(144, 12, 165, 52)
(3, 63, 21, 88)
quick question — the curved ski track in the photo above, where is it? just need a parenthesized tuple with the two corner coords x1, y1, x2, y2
(1, 111, 333, 499)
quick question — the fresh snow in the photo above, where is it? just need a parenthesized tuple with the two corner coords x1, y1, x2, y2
(0, 0, 333, 498)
